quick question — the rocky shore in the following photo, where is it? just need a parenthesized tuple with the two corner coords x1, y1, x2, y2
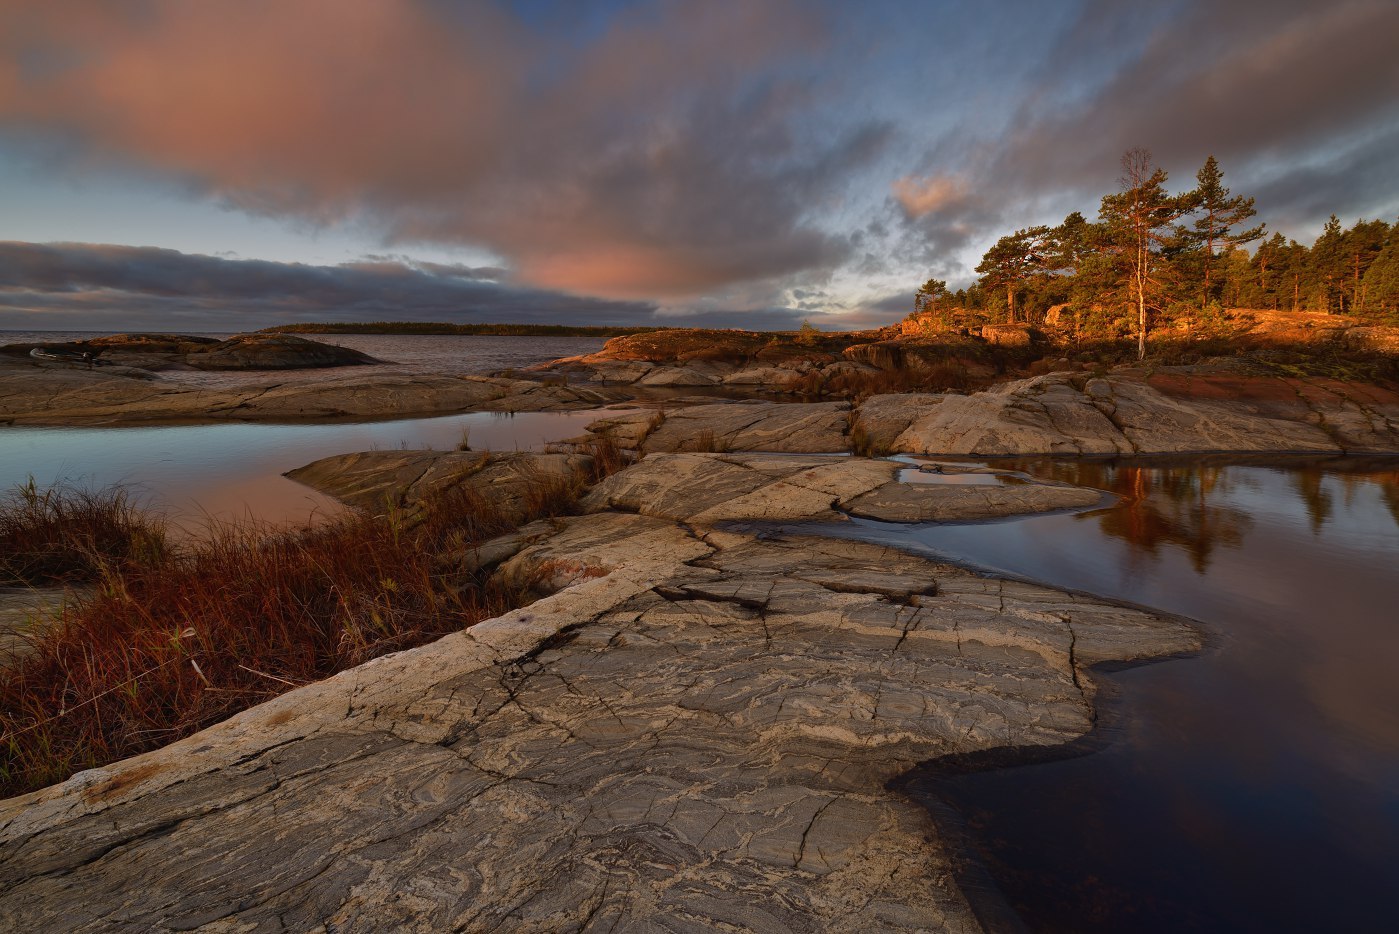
(0, 451, 1197, 931)
(6, 328, 1396, 456)
(1, 321, 1394, 929)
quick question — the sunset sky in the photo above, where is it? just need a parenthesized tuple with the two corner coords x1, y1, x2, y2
(2, 0, 1397, 331)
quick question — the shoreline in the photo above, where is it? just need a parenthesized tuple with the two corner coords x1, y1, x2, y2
(1, 328, 1396, 928)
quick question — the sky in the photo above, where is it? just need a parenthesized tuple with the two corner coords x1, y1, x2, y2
(1, 0, 1397, 332)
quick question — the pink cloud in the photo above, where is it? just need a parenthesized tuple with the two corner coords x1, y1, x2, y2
(0, 0, 858, 300)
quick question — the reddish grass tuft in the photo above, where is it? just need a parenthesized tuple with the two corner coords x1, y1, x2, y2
(0, 480, 168, 586)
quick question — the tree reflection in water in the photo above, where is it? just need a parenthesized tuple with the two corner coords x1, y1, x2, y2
(1007, 457, 1399, 574)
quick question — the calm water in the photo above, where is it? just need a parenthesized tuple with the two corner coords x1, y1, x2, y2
(0, 331, 606, 387)
(802, 458, 1399, 932)
(0, 409, 624, 528)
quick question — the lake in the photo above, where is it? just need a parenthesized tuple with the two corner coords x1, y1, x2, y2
(0, 332, 615, 526)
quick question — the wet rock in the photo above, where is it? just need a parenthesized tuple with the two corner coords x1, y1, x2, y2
(842, 480, 1106, 522)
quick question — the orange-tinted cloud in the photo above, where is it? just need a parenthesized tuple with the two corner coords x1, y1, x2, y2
(0, 0, 868, 299)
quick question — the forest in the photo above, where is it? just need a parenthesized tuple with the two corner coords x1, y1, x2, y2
(914, 150, 1399, 356)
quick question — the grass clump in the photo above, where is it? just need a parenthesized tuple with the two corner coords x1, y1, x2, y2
(846, 415, 892, 458)
(0, 480, 168, 586)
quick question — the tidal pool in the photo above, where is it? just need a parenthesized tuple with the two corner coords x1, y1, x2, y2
(0, 408, 624, 528)
(801, 457, 1399, 932)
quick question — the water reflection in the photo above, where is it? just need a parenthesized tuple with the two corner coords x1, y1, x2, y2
(1002, 457, 1399, 574)
(818, 457, 1399, 932)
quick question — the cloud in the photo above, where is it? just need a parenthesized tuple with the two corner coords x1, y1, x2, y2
(892, 174, 968, 218)
(882, 0, 1399, 283)
(2, 0, 1396, 316)
(0, 240, 836, 332)
(0, 0, 887, 300)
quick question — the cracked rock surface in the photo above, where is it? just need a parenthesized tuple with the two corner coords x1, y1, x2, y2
(0, 453, 1197, 932)
(579, 453, 1104, 524)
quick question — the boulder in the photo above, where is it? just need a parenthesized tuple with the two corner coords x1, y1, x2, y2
(979, 323, 1035, 347)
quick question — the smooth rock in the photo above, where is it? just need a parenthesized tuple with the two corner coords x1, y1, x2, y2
(888, 372, 1384, 455)
(0, 359, 626, 426)
(589, 401, 852, 454)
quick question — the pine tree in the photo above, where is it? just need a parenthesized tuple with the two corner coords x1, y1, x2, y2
(975, 226, 1052, 323)
(913, 278, 948, 314)
(1362, 223, 1399, 319)
(1311, 215, 1347, 313)
(1189, 155, 1264, 306)
(1099, 149, 1192, 359)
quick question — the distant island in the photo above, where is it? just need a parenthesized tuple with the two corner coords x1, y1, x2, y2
(260, 321, 672, 337)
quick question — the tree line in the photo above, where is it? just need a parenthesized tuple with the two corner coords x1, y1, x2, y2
(914, 149, 1399, 358)
(261, 322, 670, 337)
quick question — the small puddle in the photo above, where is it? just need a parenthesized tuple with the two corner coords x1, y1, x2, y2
(896, 467, 1026, 486)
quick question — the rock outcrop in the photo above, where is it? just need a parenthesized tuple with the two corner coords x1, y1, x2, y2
(0, 453, 1197, 931)
(587, 401, 852, 454)
(887, 371, 1399, 455)
(542, 327, 888, 391)
(577, 452, 1105, 525)
(0, 359, 627, 426)
(0, 333, 378, 372)
(286, 450, 594, 517)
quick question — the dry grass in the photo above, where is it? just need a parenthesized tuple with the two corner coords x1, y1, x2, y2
(685, 428, 731, 453)
(0, 447, 635, 798)
(0, 480, 169, 586)
(846, 416, 892, 458)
